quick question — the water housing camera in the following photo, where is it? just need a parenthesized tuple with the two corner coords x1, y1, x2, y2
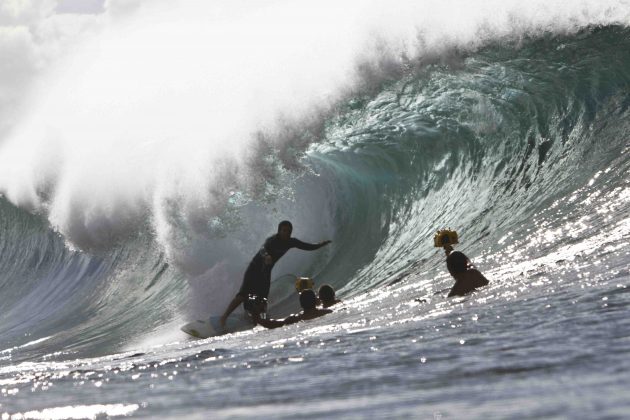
(434, 229, 459, 248)
(295, 277, 314, 293)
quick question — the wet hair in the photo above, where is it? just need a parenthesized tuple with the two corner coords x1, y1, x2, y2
(446, 251, 469, 276)
(318, 284, 335, 302)
(299, 289, 317, 310)
(278, 220, 293, 233)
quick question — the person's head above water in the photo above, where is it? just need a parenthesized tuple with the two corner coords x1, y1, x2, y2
(299, 289, 317, 311)
(318, 284, 335, 302)
(277, 220, 293, 240)
(446, 251, 469, 277)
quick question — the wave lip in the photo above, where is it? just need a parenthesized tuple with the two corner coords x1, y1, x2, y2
(1, 0, 628, 254)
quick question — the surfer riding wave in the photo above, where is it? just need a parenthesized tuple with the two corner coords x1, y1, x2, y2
(219, 220, 331, 328)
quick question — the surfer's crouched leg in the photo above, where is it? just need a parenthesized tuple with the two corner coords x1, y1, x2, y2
(243, 295, 268, 321)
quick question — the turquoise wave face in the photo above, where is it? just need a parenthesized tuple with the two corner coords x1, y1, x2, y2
(305, 25, 630, 293)
(1, 26, 629, 360)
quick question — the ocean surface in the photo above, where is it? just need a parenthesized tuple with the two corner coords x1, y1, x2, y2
(1, 2, 629, 418)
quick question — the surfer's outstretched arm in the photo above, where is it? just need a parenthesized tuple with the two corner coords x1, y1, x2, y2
(292, 238, 331, 251)
(254, 313, 299, 329)
(220, 295, 245, 327)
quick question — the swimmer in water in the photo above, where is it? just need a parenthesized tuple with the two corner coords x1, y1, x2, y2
(318, 284, 341, 308)
(444, 245, 489, 297)
(254, 289, 332, 329)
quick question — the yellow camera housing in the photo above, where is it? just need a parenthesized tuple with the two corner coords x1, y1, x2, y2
(434, 229, 459, 248)
(295, 277, 314, 293)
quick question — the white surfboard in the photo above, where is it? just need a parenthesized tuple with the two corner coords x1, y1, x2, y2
(181, 315, 253, 338)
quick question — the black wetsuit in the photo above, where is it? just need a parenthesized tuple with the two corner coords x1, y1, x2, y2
(237, 235, 324, 300)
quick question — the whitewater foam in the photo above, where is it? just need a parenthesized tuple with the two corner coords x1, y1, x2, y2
(1, 0, 628, 258)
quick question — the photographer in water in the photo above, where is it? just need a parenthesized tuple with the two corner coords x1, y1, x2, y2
(436, 230, 489, 297)
(254, 289, 332, 329)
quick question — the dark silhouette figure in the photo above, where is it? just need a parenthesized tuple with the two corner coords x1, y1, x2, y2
(254, 289, 332, 329)
(445, 249, 489, 297)
(220, 221, 331, 327)
(318, 284, 341, 308)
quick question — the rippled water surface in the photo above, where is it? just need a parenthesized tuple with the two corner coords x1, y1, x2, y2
(1, 5, 629, 419)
